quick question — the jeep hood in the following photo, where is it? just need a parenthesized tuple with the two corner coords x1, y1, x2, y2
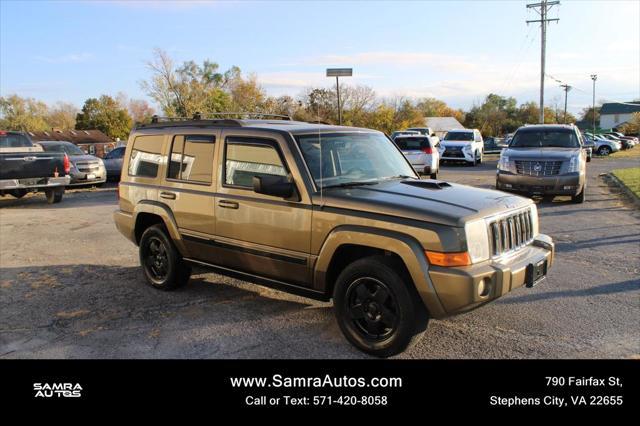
(318, 179, 531, 227)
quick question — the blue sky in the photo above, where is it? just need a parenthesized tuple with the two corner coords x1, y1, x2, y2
(1, 0, 638, 115)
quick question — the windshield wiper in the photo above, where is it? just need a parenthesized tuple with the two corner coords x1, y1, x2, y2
(322, 181, 380, 189)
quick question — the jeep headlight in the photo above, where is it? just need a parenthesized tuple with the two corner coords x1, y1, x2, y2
(463, 144, 472, 152)
(464, 219, 490, 263)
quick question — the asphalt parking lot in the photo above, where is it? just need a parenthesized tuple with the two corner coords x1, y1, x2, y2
(1, 155, 639, 359)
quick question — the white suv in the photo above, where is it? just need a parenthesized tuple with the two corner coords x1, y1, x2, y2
(438, 129, 484, 166)
(394, 135, 440, 178)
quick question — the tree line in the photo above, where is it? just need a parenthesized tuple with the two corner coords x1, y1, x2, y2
(2, 48, 603, 140)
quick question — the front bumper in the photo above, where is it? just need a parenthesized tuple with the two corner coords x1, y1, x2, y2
(69, 167, 107, 186)
(428, 234, 554, 316)
(440, 150, 474, 161)
(496, 171, 584, 195)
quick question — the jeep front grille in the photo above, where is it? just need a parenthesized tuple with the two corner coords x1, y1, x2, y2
(515, 160, 562, 176)
(488, 209, 534, 256)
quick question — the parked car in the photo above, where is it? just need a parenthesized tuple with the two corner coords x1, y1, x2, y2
(0, 130, 69, 203)
(605, 132, 638, 146)
(600, 133, 633, 150)
(483, 137, 507, 154)
(438, 128, 484, 166)
(394, 134, 440, 178)
(405, 127, 440, 145)
(114, 115, 554, 357)
(103, 146, 126, 181)
(497, 124, 587, 203)
(38, 141, 106, 187)
(585, 134, 621, 156)
(405, 127, 434, 136)
(390, 130, 420, 140)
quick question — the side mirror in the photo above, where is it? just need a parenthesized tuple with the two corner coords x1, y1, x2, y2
(253, 174, 295, 199)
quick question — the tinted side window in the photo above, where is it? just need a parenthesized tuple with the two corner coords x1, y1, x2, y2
(128, 135, 163, 178)
(167, 135, 215, 184)
(225, 139, 286, 188)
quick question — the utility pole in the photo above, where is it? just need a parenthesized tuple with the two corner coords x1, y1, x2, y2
(591, 74, 598, 134)
(527, 0, 560, 124)
(560, 84, 571, 123)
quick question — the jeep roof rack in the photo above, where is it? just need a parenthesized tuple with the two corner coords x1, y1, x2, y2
(135, 112, 293, 130)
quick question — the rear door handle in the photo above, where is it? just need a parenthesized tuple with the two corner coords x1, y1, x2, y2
(218, 200, 239, 209)
(160, 191, 176, 200)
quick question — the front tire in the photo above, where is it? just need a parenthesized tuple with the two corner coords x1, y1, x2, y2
(467, 151, 478, 166)
(139, 224, 191, 290)
(572, 182, 586, 203)
(333, 256, 428, 357)
(597, 146, 611, 156)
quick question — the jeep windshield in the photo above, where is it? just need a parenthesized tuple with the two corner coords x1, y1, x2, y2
(295, 132, 417, 190)
(443, 131, 473, 141)
(510, 129, 580, 148)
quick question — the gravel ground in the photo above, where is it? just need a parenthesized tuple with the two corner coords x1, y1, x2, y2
(1, 155, 638, 359)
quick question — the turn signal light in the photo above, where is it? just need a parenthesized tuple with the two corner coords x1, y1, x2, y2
(425, 250, 471, 267)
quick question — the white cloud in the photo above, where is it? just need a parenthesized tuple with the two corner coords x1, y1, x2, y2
(301, 51, 482, 73)
(34, 53, 94, 64)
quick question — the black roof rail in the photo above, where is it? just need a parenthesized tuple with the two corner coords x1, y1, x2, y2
(197, 112, 292, 120)
(135, 112, 294, 130)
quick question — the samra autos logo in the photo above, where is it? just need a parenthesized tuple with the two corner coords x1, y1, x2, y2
(33, 383, 83, 398)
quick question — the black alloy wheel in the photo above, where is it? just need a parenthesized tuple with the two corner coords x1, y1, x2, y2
(346, 277, 399, 341)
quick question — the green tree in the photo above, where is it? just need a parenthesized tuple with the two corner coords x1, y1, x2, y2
(415, 97, 465, 124)
(0, 94, 50, 131)
(47, 102, 77, 130)
(140, 48, 236, 117)
(75, 95, 132, 140)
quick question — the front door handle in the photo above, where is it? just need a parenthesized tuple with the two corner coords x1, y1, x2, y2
(160, 191, 176, 200)
(218, 200, 239, 209)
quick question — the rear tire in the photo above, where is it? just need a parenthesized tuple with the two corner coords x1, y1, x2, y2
(597, 146, 611, 156)
(45, 187, 64, 204)
(139, 224, 191, 290)
(333, 255, 428, 358)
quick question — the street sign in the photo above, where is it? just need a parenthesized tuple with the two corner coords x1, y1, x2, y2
(326, 68, 353, 77)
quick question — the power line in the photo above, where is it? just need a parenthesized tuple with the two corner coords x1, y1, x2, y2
(526, 0, 560, 123)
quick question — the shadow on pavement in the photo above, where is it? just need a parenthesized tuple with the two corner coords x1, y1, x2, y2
(499, 278, 640, 304)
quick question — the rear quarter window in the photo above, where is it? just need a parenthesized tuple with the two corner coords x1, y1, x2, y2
(128, 135, 164, 178)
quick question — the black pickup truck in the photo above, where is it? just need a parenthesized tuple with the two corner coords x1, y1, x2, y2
(0, 131, 70, 203)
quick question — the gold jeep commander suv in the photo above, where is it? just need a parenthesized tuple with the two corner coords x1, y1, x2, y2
(114, 114, 555, 357)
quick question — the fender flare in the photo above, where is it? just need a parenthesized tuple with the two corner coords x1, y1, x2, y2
(133, 200, 188, 255)
(314, 225, 447, 318)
